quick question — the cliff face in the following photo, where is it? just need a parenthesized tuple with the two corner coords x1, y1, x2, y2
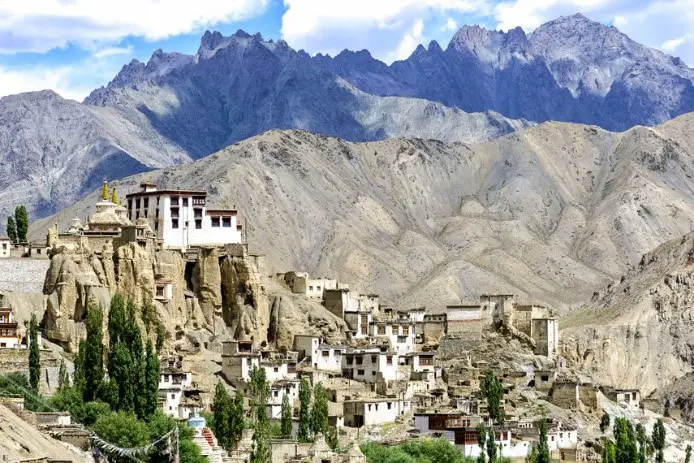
(42, 242, 347, 352)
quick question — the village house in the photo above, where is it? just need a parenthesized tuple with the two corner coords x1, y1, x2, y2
(341, 348, 399, 383)
(323, 290, 378, 338)
(0, 307, 20, 348)
(533, 369, 557, 392)
(293, 335, 344, 373)
(221, 341, 260, 385)
(369, 319, 416, 356)
(125, 181, 243, 250)
(158, 357, 203, 420)
(343, 397, 411, 427)
(602, 387, 641, 408)
(0, 236, 11, 258)
(282, 272, 349, 300)
(268, 380, 300, 419)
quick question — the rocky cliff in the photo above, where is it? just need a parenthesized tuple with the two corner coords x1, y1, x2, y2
(561, 232, 694, 394)
(42, 241, 347, 352)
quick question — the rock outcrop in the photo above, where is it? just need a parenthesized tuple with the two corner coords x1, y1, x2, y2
(42, 242, 346, 352)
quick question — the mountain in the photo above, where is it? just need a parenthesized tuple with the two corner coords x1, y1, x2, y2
(31, 113, 694, 318)
(0, 90, 191, 219)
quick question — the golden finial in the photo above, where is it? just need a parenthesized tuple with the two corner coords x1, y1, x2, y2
(111, 187, 118, 204)
(101, 177, 109, 201)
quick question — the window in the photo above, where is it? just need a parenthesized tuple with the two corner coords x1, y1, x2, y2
(274, 391, 279, 397)
(309, 286, 313, 290)
(172, 219, 179, 229)
(37, 248, 41, 254)
(156, 209, 159, 218)
(402, 325, 409, 335)
(171, 197, 179, 206)
(144, 198, 149, 208)
(356, 356, 363, 365)
(144, 211, 148, 218)
(195, 219, 202, 229)
(541, 375, 549, 381)
(128, 199, 132, 210)
(136, 198, 141, 208)
(212, 217, 220, 227)
(193, 196, 205, 205)
(1, 243, 5, 250)
(370, 355, 377, 363)
(378, 325, 385, 335)
(386, 356, 393, 366)
(156, 286, 164, 297)
(357, 369, 365, 376)
(135, 211, 140, 219)
(387, 402, 392, 410)
(347, 357, 353, 365)
(170, 207, 179, 218)
(183, 198, 188, 207)
(194, 209, 202, 218)
(171, 394, 175, 399)
(322, 350, 329, 357)
(367, 404, 372, 411)
(222, 217, 231, 227)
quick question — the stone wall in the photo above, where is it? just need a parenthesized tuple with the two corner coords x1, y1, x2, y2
(550, 382, 580, 409)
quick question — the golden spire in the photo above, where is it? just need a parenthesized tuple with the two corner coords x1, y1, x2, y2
(101, 177, 109, 201)
(111, 187, 118, 204)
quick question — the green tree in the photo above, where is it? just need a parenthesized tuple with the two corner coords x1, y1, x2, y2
(156, 323, 165, 353)
(635, 423, 649, 463)
(602, 440, 617, 463)
(14, 206, 28, 243)
(213, 381, 232, 450)
(110, 342, 134, 412)
(600, 411, 611, 434)
(325, 426, 339, 451)
(525, 444, 538, 463)
(108, 293, 127, 348)
(249, 366, 271, 463)
(58, 358, 69, 391)
(486, 426, 497, 463)
(481, 371, 504, 424)
(298, 378, 311, 442)
(652, 419, 666, 463)
(28, 313, 40, 392)
(93, 411, 150, 453)
(130, 326, 146, 419)
(280, 393, 292, 438)
(613, 418, 638, 463)
(685, 444, 692, 463)
(230, 390, 245, 449)
(82, 304, 104, 402)
(143, 339, 160, 419)
(73, 339, 86, 395)
(536, 417, 550, 463)
(476, 423, 487, 463)
(6, 216, 16, 243)
(311, 383, 329, 436)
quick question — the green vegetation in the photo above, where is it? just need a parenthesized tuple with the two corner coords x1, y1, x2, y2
(78, 303, 104, 402)
(613, 418, 638, 463)
(58, 358, 69, 391)
(600, 412, 611, 434)
(212, 381, 233, 450)
(280, 394, 292, 438)
(14, 206, 28, 243)
(310, 383, 329, 437)
(481, 371, 504, 424)
(652, 419, 666, 463)
(6, 216, 16, 243)
(361, 439, 476, 463)
(298, 378, 311, 442)
(249, 366, 271, 463)
(686, 444, 692, 463)
(28, 313, 40, 392)
(475, 423, 486, 463)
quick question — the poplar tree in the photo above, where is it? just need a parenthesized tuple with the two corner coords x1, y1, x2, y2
(280, 394, 292, 438)
(143, 339, 160, 419)
(73, 339, 86, 395)
(14, 206, 28, 243)
(108, 293, 126, 347)
(111, 342, 134, 412)
(481, 371, 504, 424)
(298, 378, 311, 442)
(325, 426, 339, 451)
(6, 217, 16, 243)
(249, 366, 271, 463)
(475, 423, 486, 463)
(652, 419, 666, 463)
(486, 425, 497, 463)
(231, 390, 245, 449)
(602, 440, 617, 463)
(685, 444, 692, 463)
(57, 358, 69, 391)
(537, 417, 550, 463)
(635, 423, 649, 463)
(83, 304, 104, 402)
(131, 327, 146, 419)
(28, 313, 40, 392)
(213, 381, 232, 450)
(156, 323, 165, 353)
(310, 383, 329, 436)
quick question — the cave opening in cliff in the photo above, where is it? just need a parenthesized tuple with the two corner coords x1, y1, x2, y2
(184, 260, 195, 292)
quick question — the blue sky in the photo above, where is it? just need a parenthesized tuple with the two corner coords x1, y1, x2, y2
(0, 0, 691, 101)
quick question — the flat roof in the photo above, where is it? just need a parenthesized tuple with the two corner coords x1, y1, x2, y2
(126, 189, 208, 198)
(206, 209, 238, 214)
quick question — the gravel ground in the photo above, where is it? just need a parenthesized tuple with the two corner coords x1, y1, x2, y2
(0, 258, 49, 294)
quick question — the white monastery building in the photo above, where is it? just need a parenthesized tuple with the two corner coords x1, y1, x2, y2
(126, 182, 243, 250)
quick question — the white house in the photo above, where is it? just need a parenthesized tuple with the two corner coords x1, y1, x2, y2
(370, 320, 416, 356)
(292, 335, 344, 373)
(324, 290, 379, 339)
(293, 335, 320, 364)
(126, 182, 243, 250)
(0, 236, 11, 258)
(158, 368, 202, 420)
(0, 307, 20, 348)
(547, 424, 578, 451)
(343, 398, 410, 427)
(267, 380, 300, 419)
(341, 348, 399, 383)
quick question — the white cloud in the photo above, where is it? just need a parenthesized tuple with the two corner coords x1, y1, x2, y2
(0, 0, 270, 53)
(0, 65, 91, 101)
(93, 45, 134, 59)
(662, 35, 689, 52)
(493, 0, 618, 31)
(442, 17, 459, 31)
(392, 19, 426, 61)
(281, 0, 489, 62)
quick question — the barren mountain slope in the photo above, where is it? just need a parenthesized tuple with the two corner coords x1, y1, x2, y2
(32, 114, 694, 315)
(0, 90, 191, 218)
(562, 230, 694, 395)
